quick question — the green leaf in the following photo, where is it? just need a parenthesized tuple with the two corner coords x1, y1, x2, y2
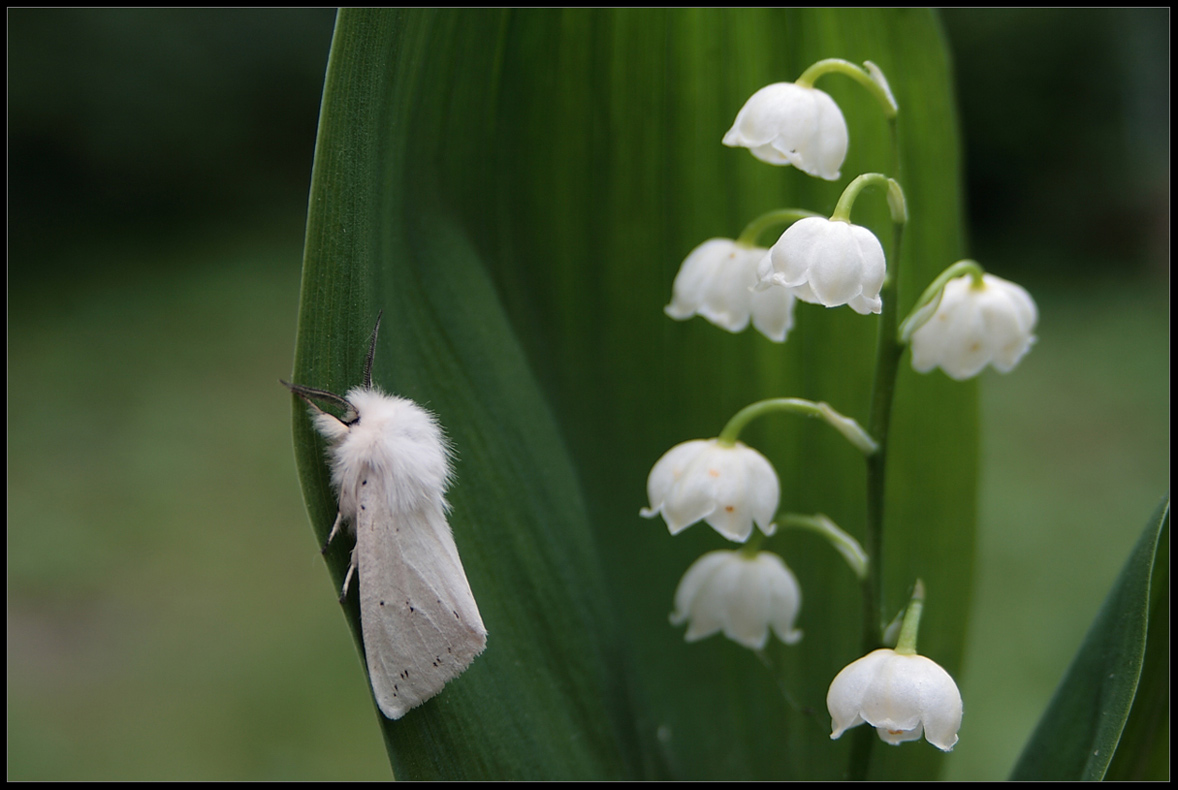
(290, 12, 638, 780)
(1010, 498, 1169, 780)
(1106, 503, 1170, 781)
(291, 8, 972, 779)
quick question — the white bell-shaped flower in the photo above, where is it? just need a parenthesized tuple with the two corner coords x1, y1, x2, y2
(827, 648, 963, 751)
(757, 216, 886, 315)
(910, 273, 1038, 380)
(640, 438, 778, 542)
(665, 238, 796, 342)
(723, 82, 848, 181)
(670, 549, 803, 649)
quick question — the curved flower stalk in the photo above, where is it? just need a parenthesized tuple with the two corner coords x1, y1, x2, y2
(776, 512, 868, 581)
(719, 397, 878, 456)
(909, 271, 1038, 380)
(640, 438, 778, 542)
(670, 549, 803, 649)
(827, 647, 963, 751)
(665, 238, 796, 342)
(722, 82, 848, 180)
(756, 216, 886, 315)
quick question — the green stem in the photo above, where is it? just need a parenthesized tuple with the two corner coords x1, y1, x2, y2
(847, 93, 906, 789)
(735, 208, 822, 248)
(896, 259, 986, 343)
(777, 513, 867, 579)
(831, 173, 906, 225)
(847, 219, 905, 784)
(717, 398, 877, 455)
(740, 529, 766, 557)
(887, 116, 902, 185)
(894, 579, 926, 655)
(862, 219, 905, 649)
(795, 58, 898, 118)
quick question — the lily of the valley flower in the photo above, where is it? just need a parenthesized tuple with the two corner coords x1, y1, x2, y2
(670, 549, 803, 649)
(640, 438, 778, 542)
(827, 648, 963, 751)
(665, 238, 797, 342)
(722, 82, 848, 181)
(757, 216, 886, 315)
(909, 273, 1038, 380)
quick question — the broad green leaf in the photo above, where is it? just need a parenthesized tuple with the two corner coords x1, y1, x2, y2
(1010, 498, 1169, 780)
(1106, 504, 1170, 781)
(290, 11, 637, 780)
(291, 8, 972, 779)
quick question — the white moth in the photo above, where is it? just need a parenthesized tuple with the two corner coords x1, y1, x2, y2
(283, 313, 487, 719)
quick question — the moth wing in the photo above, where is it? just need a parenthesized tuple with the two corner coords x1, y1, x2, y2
(356, 481, 487, 720)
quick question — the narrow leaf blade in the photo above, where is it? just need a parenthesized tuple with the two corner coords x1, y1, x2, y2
(1011, 498, 1169, 780)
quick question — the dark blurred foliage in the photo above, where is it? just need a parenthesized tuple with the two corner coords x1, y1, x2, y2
(939, 8, 1169, 276)
(7, 9, 1169, 280)
(8, 8, 337, 268)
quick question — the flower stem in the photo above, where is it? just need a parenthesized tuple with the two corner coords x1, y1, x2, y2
(896, 259, 986, 343)
(739, 529, 765, 558)
(717, 398, 877, 455)
(863, 218, 905, 650)
(894, 579, 926, 655)
(736, 208, 822, 248)
(847, 80, 906, 789)
(795, 58, 898, 118)
(776, 513, 867, 579)
(831, 174, 906, 226)
(845, 219, 905, 784)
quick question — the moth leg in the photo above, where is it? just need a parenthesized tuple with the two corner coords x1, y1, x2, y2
(321, 511, 344, 554)
(338, 547, 358, 603)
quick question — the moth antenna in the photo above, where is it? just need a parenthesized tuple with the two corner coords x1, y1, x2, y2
(280, 379, 358, 423)
(363, 311, 384, 390)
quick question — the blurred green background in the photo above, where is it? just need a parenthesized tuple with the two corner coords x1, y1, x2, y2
(7, 8, 1168, 780)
